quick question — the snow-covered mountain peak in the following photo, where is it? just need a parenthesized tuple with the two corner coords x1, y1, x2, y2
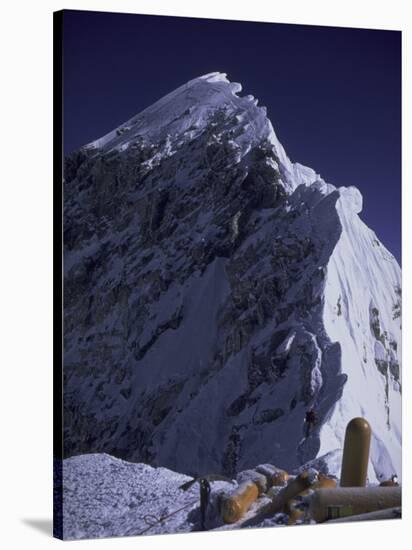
(84, 72, 308, 191)
(64, 74, 401, 484)
(86, 71, 263, 149)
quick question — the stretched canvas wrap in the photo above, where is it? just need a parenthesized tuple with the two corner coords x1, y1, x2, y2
(53, 9, 402, 540)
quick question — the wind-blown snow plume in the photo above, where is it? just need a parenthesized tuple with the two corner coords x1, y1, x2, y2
(63, 72, 401, 482)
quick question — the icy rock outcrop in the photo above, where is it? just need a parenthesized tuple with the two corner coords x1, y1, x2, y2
(63, 72, 401, 482)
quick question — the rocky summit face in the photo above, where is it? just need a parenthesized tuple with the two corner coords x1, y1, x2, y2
(63, 72, 401, 481)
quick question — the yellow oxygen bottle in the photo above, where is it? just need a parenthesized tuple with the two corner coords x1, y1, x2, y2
(340, 417, 371, 487)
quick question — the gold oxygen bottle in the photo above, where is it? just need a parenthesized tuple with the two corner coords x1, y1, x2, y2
(340, 417, 371, 487)
(221, 481, 259, 523)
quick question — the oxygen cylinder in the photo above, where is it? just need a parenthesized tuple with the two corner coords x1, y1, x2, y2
(255, 464, 289, 487)
(340, 417, 371, 487)
(221, 481, 259, 524)
(273, 470, 317, 509)
(238, 470, 318, 528)
(309, 487, 401, 523)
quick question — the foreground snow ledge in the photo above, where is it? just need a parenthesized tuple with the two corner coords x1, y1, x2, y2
(62, 453, 233, 539)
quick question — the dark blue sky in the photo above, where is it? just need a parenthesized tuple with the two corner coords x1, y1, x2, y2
(62, 10, 401, 262)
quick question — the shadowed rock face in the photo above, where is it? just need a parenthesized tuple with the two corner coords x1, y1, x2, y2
(63, 73, 401, 481)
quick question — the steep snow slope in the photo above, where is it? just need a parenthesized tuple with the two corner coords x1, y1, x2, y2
(63, 72, 401, 482)
(319, 188, 401, 480)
